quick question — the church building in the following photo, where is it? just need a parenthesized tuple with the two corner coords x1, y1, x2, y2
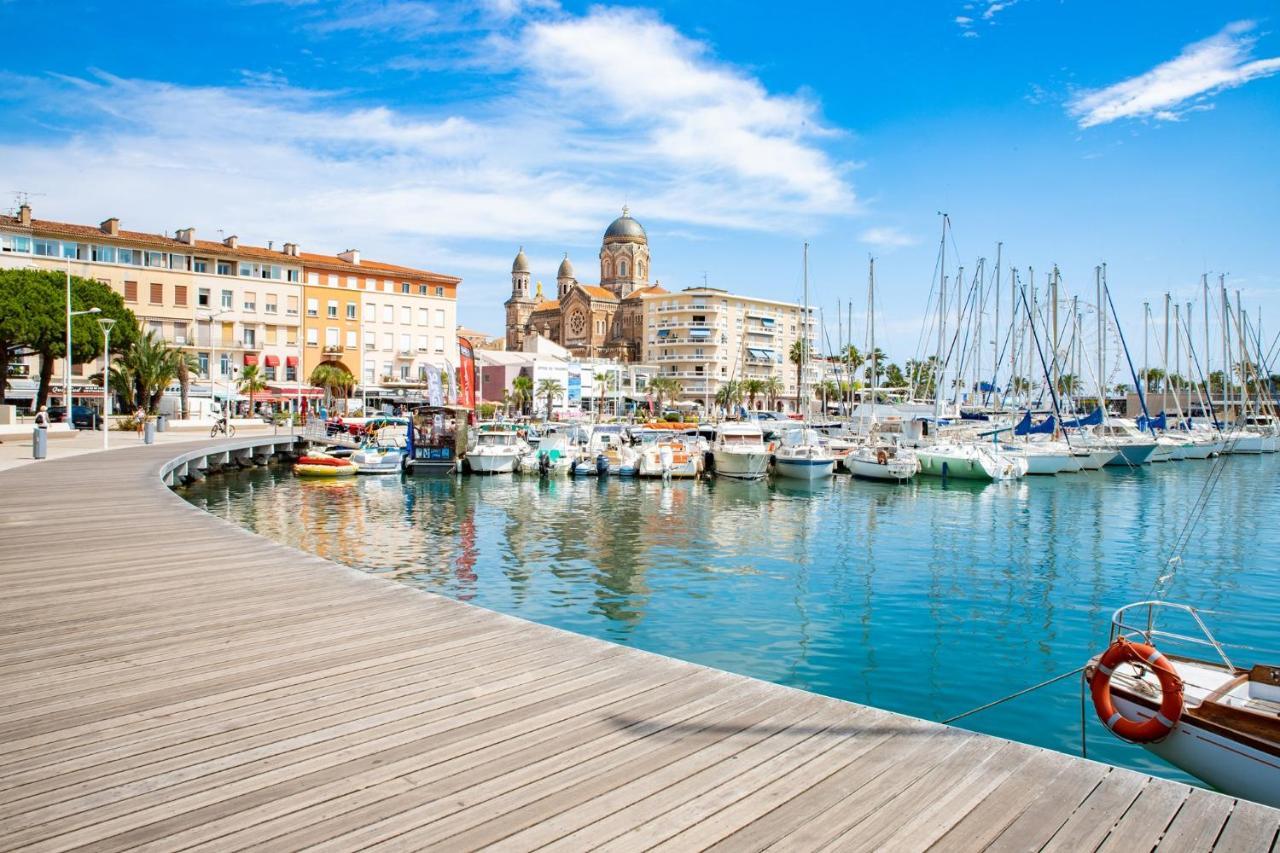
(504, 208, 667, 361)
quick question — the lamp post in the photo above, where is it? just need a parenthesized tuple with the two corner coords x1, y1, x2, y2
(97, 318, 116, 450)
(199, 309, 231, 417)
(65, 256, 102, 416)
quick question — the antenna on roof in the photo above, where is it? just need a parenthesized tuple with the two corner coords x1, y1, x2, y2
(7, 190, 44, 216)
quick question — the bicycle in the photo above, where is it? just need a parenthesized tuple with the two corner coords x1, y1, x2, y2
(211, 420, 237, 438)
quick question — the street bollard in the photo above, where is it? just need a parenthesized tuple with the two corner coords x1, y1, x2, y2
(144, 420, 156, 445)
(32, 427, 47, 459)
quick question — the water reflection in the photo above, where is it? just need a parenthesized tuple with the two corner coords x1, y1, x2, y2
(183, 456, 1280, 785)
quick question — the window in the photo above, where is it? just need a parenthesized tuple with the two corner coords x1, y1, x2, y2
(217, 261, 232, 276)
(173, 322, 188, 344)
(399, 333, 411, 352)
(306, 298, 318, 317)
(436, 286, 444, 297)
(434, 336, 445, 353)
(400, 306, 411, 325)
(33, 238, 58, 257)
(118, 248, 139, 265)
(169, 254, 187, 271)
(149, 282, 164, 305)
(417, 334, 428, 352)
(346, 330, 357, 349)
(347, 276, 357, 288)
(382, 361, 392, 378)
(265, 365, 276, 381)
(197, 352, 209, 377)
(242, 328, 255, 347)
(365, 366, 375, 383)
(346, 302, 356, 320)
(287, 269, 299, 283)
(219, 353, 231, 377)
(366, 278, 377, 290)
(265, 325, 277, 345)
(363, 303, 375, 322)
(382, 332, 393, 351)
(265, 295, 277, 314)
(306, 328, 318, 345)
(238, 263, 251, 277)
(618, 260, 627, 277)
(193, 259, 208, 274)
(434, 309, 445, 327)
(400, 282, 410, 294)
(418, 307, 428, 325)
(418, 285, 427, 295)
(382, 305, 393, 323)
(146, 251, 166, 268)
(221, 289, 233, 309)
(243, 291, 256, 312)
(148, 320, 164, 338)
(0, 234, 32, 253)
(364, 331, 376, 349)
(92, 245, 116, 263)
(327, 274, 338, 286)
(285, 365, 297, 381)
(325, 327, 339, 347)
(286, 295, 299, 316)
(306, 272, 318, 285)
(174, 285, 187, 307)
(400, 364, 410, 380)
(327, 300, 338, 318)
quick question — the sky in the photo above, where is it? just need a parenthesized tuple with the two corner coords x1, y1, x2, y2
(2, 0, 1278, 369)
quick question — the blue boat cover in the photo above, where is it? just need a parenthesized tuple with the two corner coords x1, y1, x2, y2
(1136, 411, 1167, 431)
(1014, 411, 1056, 435)
(1060, 408, 1103, 428)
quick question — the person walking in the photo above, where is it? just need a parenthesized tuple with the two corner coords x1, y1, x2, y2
(134, 406, 146, 439)
(34, 405, 50, 429)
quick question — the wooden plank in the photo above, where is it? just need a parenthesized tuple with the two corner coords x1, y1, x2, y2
(1212, 799, 1280, 852)
(984, 760, 1112, 852)
(1040, 768, 1148, 852)
(1155, 788, 1237, 853)
(1096, 778, 1189, 852)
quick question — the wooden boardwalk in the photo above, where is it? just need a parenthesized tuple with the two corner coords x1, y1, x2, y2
(0, 438, 1276, 852)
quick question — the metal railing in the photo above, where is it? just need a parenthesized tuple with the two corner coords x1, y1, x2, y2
(1108, 601, 1235, 671)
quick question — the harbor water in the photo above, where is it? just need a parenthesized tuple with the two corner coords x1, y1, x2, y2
(182, 455, 1280, 786)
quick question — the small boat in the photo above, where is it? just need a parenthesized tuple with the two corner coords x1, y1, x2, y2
(1086, 601, 1280, 808)
(404, 405, 464, 476)
(916, 441, 1026, 481)
(294, 452, 358, 477)
(844, 442, 918, 482)
(712, 422, 771, 480)
(466, 428, 526, 474)
(572, 425, 639, 476)
(518, 432, 572, 476)
(636, 427, 704, 479)
(350, 417, 408, 475)
(773, 428, 836, 481)
(997, 440, 1081, 475)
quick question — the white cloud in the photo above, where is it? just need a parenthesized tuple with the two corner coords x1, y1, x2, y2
(0, 6, 853, 263)
(1067, 20, 1280, 128)
(954, 15, 973, 27)
(859, 227, 919, 249)
(982, 1, 1016, 21)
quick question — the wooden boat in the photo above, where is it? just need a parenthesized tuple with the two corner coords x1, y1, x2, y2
(294, 453, 358, 477)
(1086, 601, 1280, 807)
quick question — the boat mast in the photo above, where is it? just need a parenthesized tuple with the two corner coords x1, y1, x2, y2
(869, 256, 877, 418)
(1026, 266, 1035, 407)
(1142, 300, 1150, 403)
(1164, 293, 1171, 415)
(1174, 301, 1182, 417)
(993, 242, 1001, 406)
(1221, 276, 1231, 421)
(801, 241, 809, 420)
(935, 215, 947, 420)
(1202, 274, 1211, 418)
(1096, 265, 1105, 419)
(1051, 265, 1060, 397)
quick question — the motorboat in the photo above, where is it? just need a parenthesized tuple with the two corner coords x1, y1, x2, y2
(404, 406, 464, 476)
(712, 421, 771, 480)
(916, 441, 1027, 481)
(571, 424, 638, 476)
(294, 451, 358, 477)
(844, 442, 918, 482)
(466, 428, 526, 474)
(518, 432, 572, 476)
(635, 426, 704, 479)
(350, 417, 408, 475)
(1086, 601, 1279, 808)
(772, 428, 836, 481)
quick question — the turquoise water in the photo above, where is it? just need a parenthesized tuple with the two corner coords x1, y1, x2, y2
(181, 457, 1280, 785)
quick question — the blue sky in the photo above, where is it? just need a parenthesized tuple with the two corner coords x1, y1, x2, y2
(2, 0, 1278, 368)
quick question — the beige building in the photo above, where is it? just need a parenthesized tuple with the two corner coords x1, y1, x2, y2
(642, 287, 818, 412)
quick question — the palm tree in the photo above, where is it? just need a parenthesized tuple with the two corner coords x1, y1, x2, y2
(648, 376, 683, 414)
(817, 379, 840, 413)
(1055, 373, 1079, 397)
(789, 340, 808, 408)
(593, 371, 612, 419)
(511, 374, 534, 416)
(116, 329, 187, 414)
(1143, 367, 1166, 393)
(714, 379, 743, 413)
(174, 349, 200, 420)
(536, 378, 564, 420)
(884, 363, 906, 390)
(763, 375, 783, 411)
(238, 364, 269, 415)
(742, 378, 766, 410)
(863, 347, 887, 385)
(309, 363, 355, 414)
(841, 344, 864, 374)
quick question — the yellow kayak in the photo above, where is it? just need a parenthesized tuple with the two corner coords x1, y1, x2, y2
(294, 462, 358, 476)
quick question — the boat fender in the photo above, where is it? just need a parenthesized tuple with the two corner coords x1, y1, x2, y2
(1090, 638, 1184, 743)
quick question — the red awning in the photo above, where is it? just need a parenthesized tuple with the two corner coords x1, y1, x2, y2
(264, 355, 280, 367)
(286, 355, 299, 367)
(243, 354, 259, 366)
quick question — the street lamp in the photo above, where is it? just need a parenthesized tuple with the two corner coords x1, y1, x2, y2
(97, 317, 116, 450)
(199, 309, 232, 416)
(65, 258, 102, 417)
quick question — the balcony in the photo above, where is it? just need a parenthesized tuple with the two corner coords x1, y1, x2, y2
(652, 319, 723, 330)
(321, 345, 345, 360)
(653, 304, 720, 314)
(395, 349, 414, 360)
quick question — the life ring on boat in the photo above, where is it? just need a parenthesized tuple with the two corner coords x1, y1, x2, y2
(1090, 638, 1184, 743)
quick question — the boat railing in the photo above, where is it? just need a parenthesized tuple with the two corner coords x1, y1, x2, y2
(1109, 600, 1235, 672)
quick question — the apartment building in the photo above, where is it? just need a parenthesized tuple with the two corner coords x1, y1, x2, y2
(0, 204, 461, 411)
(641, 287, 819, 412)
(299, 251, 461, 397)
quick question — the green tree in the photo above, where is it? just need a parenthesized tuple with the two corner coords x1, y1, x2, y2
(763, 375, 783, 411)
(817, 379, 840, 413)
(511, 374, 534, 415)
(309, 363, 355, 414)
(536, 378, 564, 419)
(238, 364, 269, 414)
(648, 376, 683, 413)
(0, 269, 137, 408)
(174, 348, 201, 419)
(788, 339, 808, 407)
(1142, 367, 1166, 393)
(715, 379, 743, 413)
(883, 363, 906, 390)
(742, 378, 766, 410)
(593, 370, 612, 418)
(841, 344, 864, 374)
(1055, 373, 1079, 396)
(117, 328, 189, 414)
(863, 348, 887, 385)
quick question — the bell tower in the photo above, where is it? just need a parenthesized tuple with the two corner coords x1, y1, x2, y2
(505, 247, 534, 350)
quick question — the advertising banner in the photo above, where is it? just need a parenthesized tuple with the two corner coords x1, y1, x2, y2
(457, 337, 477, 409)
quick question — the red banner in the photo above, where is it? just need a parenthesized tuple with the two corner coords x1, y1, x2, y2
(457, 336, 477, 410)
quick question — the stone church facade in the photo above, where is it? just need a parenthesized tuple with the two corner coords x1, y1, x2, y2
(504, 208, 667, 361)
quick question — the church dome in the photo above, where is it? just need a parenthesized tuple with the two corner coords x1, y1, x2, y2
(557, 254, 574, 278)
(512, 247, 530, 273)
(603, 207, 646, 244)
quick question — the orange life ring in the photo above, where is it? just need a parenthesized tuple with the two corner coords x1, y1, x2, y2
(1090, 638, 1183, 742)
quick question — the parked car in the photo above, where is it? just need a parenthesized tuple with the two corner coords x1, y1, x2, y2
(47, 405, 100, 429)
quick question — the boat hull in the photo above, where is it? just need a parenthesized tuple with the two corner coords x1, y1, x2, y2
(294, 463, 357, 477)
(845, 456, 916, 482)
(1105, 442, 1157, 466)
(773, 457, 835, 481)
(467, 452, 519, 474)
(713, 449, 770, 480)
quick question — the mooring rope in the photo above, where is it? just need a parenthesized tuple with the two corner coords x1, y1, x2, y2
(942, 665, 1086, 724)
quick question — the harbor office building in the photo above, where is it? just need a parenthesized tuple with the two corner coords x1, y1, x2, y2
(505, 209, 818, 412)
(0, 204, 460, 414)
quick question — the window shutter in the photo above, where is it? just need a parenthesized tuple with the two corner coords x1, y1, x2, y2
(149, 282, 163, 304)
(123, 281, 138, 302)
(174, 285, 187, 306)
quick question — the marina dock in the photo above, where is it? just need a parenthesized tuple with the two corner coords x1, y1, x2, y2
(1, 438, 1277, 850)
